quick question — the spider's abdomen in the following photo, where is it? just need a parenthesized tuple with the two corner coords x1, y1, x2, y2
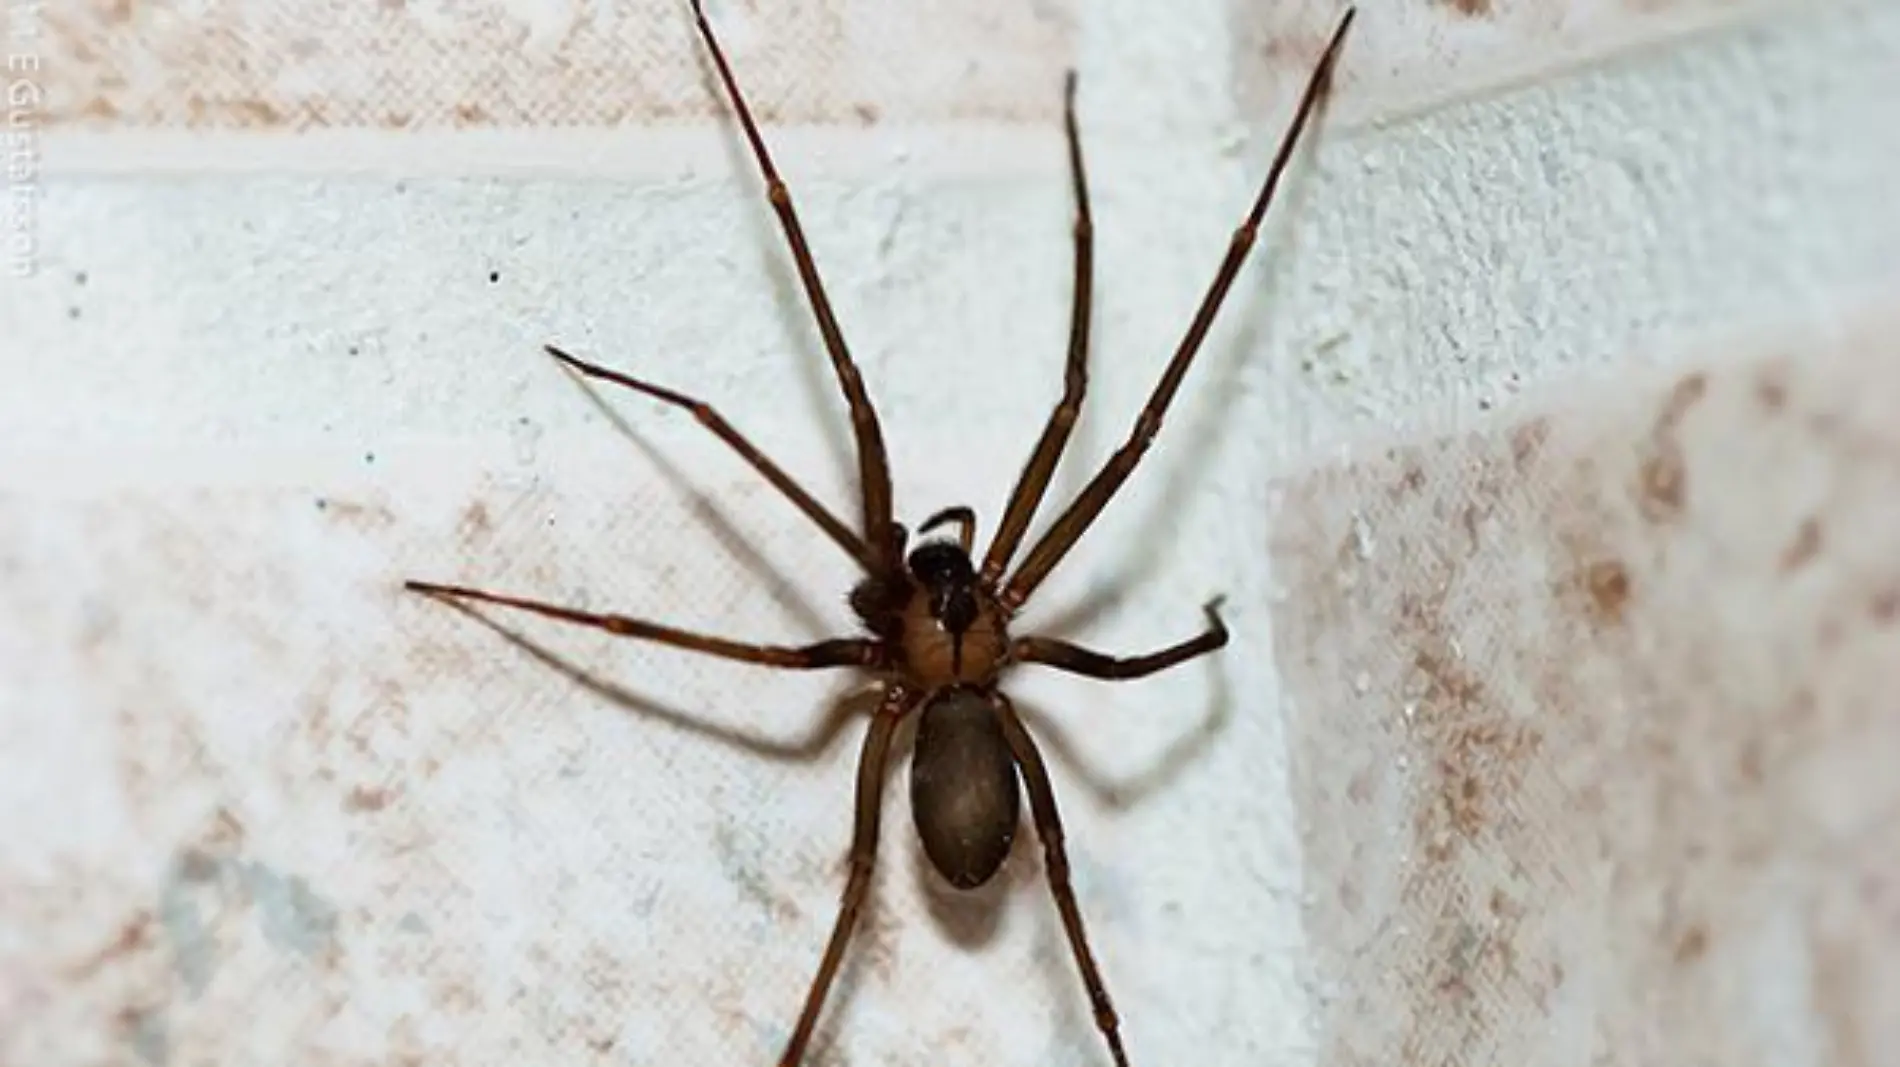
(909, 687, 1020, 890)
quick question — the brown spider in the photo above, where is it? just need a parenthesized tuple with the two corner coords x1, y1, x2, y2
(406, 4, 1356, 1064)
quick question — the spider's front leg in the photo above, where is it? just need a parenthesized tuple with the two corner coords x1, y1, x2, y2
(688, 0, 901, 572)
(999, 8, 1357, 612)
(403, 582, 879, 670)
(1013, 599, 1228, 681)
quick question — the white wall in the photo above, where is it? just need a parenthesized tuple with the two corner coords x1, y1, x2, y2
(2, 1, 1895, 1064)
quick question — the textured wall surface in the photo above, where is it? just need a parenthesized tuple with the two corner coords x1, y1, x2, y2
(1, 0, 1896, 1065)
(1273, 308, 1900, 1067)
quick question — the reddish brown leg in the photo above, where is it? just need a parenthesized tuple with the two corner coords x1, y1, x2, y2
(1000, 9, 1357, 611)
(690, 1, 899, 573)
(989, 692, 1130, 1067)
(980, 69, 1094, 586)
(778, 685, 915, 1065)
(1015, 598, 1227, 680)
(404, 582, 878, 669)
(544, 344, 874, 571)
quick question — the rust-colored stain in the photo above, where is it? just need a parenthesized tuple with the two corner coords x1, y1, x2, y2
(1872, 588, 1900, 624)
(1509, 417, 1552, 471)
(316, 497, 396, 531)
(63, 911, 156, 981)
(456, 500, 494, 542)
(1779, 515, 1824, 573)
(1672, 923, 1710, 964)
(1391, 460, 1429, 500)
(17, 0, 1075, 129)
(1437, 0, 1495, 18)
(1581, 558, 1633, 624)
(1270, 309, 1900, 1067)
(1634, 371, 1706, 524)
(342, 784, 398, 813)
(1756, 370, 1789, 412)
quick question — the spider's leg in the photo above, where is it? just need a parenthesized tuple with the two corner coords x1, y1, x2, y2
(778, 686, 915, 1066)
(545, 345, 873, 570)
(1000, 8, 1356, 611)
(404, 582, 877, 669)
(691, 1, 899, 573)
(1014, 598, 1227, 680)
(991, 692, 1130, 1067)
(980, 69, 1095, 585)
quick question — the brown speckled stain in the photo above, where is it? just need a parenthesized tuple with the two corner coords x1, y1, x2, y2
(1756, 370, 1790, 412)
(1636, 371, 1706, 524)
(6, 469, 790, 1064)
(1672, 922, 1709, 964)
(1871, 588, 1900, 624)
(1779, 515, 1824, 573)
(342, 784, 398, 813)
(62, 911, 157, 981)
(21, 0, 1076, 129)
(1580, 557, 1633, 624)
(1437, 0, 1496, 17)
(1509, 416, 1552, 470)
(1270, 306, 1900, 1067)
(456, 500, 494, 542)
(318, 497, 397, 531)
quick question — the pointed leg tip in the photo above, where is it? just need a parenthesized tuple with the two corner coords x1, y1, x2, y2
(543, 344, 587, 373)
(1334, 6, 1360, 43)
(543, 344, 605, 382)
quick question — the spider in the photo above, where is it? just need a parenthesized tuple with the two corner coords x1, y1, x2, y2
(405, 4, 1356, 1064)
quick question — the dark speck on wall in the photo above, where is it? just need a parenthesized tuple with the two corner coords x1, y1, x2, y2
(488, 270, 500, 283)
(68, 305, 81, 319)
(364, 452, 376, 465)
(74, 270, 88, 285)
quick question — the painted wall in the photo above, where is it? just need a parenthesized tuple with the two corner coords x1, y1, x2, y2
(1, 1, 1895, 1065)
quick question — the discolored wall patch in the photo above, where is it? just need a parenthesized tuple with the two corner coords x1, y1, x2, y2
(13, 0, 1075, 130)
(1269, 300, 1900, 1066)
(1230, 0, 1790, 123)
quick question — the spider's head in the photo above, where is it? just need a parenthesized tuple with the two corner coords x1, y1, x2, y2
(906, 539, 979, 638)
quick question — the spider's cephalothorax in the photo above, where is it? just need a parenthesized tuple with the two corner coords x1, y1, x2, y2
(898, 536, 1008, 686)
(404, 4, 1355, 1065)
